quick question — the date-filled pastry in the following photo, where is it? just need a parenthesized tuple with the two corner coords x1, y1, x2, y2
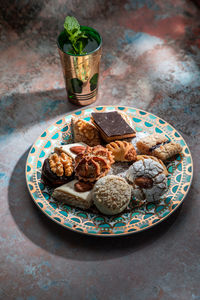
(106, 141, 137, 162)
(136, 133, 182, 161)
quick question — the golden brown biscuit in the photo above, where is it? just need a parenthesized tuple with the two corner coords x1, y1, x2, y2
(75, 145, 114, 182)
(106, 141, 137, 162)
(136, 134, 182, 161)
(71, 117, 101, 146)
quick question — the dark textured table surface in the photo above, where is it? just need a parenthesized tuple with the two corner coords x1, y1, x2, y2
(0, 1, 200, 299)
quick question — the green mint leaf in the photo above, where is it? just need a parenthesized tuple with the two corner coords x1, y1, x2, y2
(64, 16, 80, 34)
(76, 38, 87, 54)
(63, 16, 88, 54)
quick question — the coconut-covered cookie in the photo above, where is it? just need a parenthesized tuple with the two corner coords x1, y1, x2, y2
(93, 175, 132, 215)
(126, 158, 167, 202)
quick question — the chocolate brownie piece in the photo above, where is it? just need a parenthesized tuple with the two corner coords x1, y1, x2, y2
(91, 111, 136, 142)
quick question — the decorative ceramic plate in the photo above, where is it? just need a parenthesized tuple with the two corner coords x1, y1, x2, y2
(26, 106, 193, 236)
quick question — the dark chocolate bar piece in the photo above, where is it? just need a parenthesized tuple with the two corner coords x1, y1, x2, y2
(91, 111, 135, 137)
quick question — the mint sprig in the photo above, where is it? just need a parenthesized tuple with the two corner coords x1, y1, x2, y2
(64, 16, 88, 55)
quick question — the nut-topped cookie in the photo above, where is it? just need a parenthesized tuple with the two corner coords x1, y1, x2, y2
(53, 179, 93, 209)
(126, 157, 167, 202)
(42, 150, 74, 187)
(55, 142, 87, 159)
(71, 117, 101, 146)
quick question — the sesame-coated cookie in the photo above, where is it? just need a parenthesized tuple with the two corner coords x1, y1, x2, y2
(93, 175, 132, 215)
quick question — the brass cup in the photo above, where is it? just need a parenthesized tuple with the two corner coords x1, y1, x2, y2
(57, 27, 102, 106)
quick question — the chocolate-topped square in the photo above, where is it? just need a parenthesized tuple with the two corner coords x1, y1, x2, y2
(91, 111, 135, 138)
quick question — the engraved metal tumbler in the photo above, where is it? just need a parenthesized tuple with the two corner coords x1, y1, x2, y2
(57, 26, 102, 106)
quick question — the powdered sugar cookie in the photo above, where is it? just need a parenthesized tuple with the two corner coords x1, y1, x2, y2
(126, 158, 167, 202)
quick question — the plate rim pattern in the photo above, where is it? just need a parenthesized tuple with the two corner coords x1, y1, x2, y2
(25, 106, 193, 237)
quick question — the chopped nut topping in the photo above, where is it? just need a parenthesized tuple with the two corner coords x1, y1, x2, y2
(49, 151, 73, 177)
(72, 118, 101, 146)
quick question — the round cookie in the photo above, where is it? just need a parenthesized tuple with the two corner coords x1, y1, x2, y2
(42, 151, 74, 187)
(126, 158, 167, 202)
(136, 155, 168, 176)
(93, 175, 132, 215)
(42, 158, 74, 187)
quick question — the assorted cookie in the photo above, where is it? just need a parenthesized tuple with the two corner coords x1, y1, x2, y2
(71, 117, 101, 146)
(106, 140, 137, 162)
(53, 180, 93, 209)
(41, 150, 74, 187)
(41, 111, 183, 215)
(55, 142, 87, 159)
(126, 158, 167, 202)
(136, 155, 168, 176)
(136, 133, 182, 161)
(75, 145, 114, 182)
(93, 175, 132, 215)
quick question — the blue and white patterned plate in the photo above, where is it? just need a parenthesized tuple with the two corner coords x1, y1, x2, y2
(25, 106, 193, 236)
